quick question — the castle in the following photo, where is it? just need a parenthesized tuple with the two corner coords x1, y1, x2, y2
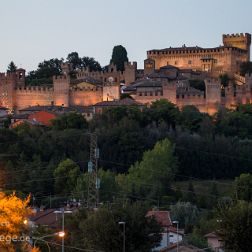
(0, 33, 252, 115)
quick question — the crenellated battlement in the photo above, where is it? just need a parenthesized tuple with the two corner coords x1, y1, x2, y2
(124, 61, 137, 68)
(0, 72, 16, 83)
(223, 33, 249, 38)
(15, 86, 53, 93)
(70, 86, 103, 92)
(53, 75, 69, 81)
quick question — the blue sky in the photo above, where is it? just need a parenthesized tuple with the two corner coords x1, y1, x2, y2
(0, 0, 251, 72)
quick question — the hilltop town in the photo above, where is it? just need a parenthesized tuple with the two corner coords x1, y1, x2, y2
(0, 33, 252, 117)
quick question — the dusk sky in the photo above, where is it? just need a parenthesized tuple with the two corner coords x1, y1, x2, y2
(0, 0, 251, 72)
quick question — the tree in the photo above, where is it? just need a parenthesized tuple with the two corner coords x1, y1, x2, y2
(7, 61, 17, 73)
(26, 58, 63, 85)
(219, 73, 229, 87)
(98, 169, 119, 202)
(67, 52, 83, 70)
(0, 192, 30, 251)
(179, 105, 203, 132)
(240, 61, 252, 76)
(51, 113, 88, 130)
(54, 159, 80, 194)
(217, 200, 252, 252)
(170, 201, 199, 233)
(184, 182, 197, 204)
(120, 138, 177, 200)
(82, 56, 102, 71)
(65, 204, 162, 252)
(148, 99, 179, 129)
(188, 79, 205, 92)
(110, 45, 128, 71)
(234, 173, 252, 201)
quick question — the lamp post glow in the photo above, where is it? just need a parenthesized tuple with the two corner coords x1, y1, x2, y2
(54, 208, 73, 252)
(33, 232, 63, 252)
(172, 221, 179, 252)
(119, 222, 126, 252)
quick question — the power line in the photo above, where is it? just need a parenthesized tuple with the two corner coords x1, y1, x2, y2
(37, 238, 104, 252)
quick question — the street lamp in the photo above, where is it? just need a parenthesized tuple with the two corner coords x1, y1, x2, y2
(54, 208, 73, 252)
(172, 221, 179, 252)
(33, 232, 64, 252)
(118, 222, 126, 252)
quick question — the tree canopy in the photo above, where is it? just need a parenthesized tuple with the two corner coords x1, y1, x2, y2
(65, 204, 162, 252)
(110, 45, 128, 71)
(7, 61, 17, 73)
(217, 200, 252, 252)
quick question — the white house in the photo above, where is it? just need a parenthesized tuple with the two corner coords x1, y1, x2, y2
(146, 210, 184, 251)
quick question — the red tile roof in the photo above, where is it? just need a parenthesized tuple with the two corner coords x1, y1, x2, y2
(146, 210, 172, 227)
(28, 111, 57, 126)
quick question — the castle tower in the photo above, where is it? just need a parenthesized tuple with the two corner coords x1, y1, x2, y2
(53, 75, 70, 107)
(15, 68, 25, 87)
(162, 80, 176, 104)
(61, 63, 72, 76)
(223, 33, 251, 60)
(205, 78, 221, 114)
(144, 58, 155, 75)
(124, 62, 137, 85)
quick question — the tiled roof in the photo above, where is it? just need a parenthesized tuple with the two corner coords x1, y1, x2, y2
(177, 87, 204, 96)
(19, 105, 93, 114)
(124, 79, 163, 92)
(71, 77, 103, 85)
(204, 232, 221, 239)
(94, 98, 142, 107)
(146, 210, 172, 227)
(29, 209, 59, 229)
(148, 45, 247, 53)
(28, 111, 57, 126)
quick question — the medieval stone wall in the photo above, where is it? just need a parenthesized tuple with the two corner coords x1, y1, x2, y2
(14, 87, 53, 110)
(69, 88, 103, 106)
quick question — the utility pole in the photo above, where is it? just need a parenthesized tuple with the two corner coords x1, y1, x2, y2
(87, 133, 100, 209)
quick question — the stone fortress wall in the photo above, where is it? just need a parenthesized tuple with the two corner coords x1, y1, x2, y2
(0, 33, 252, 114)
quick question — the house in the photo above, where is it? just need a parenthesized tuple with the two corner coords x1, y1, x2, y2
(204, 232, 224, 252)
(28, 204, 80, 230)
(10, 110, 57, 128)
(146, 210, 184, 251)
(19, 105, 93, 121)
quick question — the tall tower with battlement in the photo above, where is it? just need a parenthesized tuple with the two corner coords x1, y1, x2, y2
(223, 33, 251, 60)
(124, 62, 137, 85)
(15, 68, 26, 87)
(53, 75, 70, 107)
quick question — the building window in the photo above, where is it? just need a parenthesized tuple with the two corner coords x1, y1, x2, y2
(174, 61, 177, 65)
(144, 92, 147, 96)
(155, 91, 158, 96)
(139, 92, 142, 96)
(188, 60, 192, 64)
(150, 92, 153, 96)
(182, 95, 184, 99)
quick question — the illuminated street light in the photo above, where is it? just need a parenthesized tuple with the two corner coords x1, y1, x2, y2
(118, 221, 126, 252)
(54, 208, 73, 252)
(172, 221, 179, 252)
(58, 231, 65, 237)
